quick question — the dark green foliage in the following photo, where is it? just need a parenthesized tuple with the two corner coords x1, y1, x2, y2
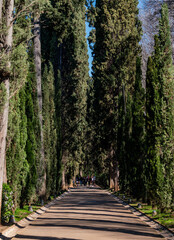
(117, 93, 126, 191)
(146, 56, 161, 204)
(85, 78, 95, 174)
(130, 57, 146, 199)
(0, 83, 7, 115)
(156, 4, 174, 210)
(6, 44, 29, 207)
(42, 62, 57, 197)
(55, 70, 62, 192)
(145, 4, 174, 209)
(45, 0, 75, 44)
(96, 173, 109, 189)
(91, 0, 142, 188)
(1, 184, 14, 223)
(1, 0, 89, 217)
(41, 0, 89, 188)
(24, 43, 41, 204)
(122, 94, 133, 193)
(3, 0, 174, 217)
(17, 42, 40, 206)
(23, 77, 38, 205)
(55, 0, 89, 182)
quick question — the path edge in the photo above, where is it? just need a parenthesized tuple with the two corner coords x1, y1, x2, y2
(108, 192, 174, 240)
(0, 190, 71, 240)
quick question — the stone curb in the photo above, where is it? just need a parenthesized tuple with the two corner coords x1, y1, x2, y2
(0, 190, 71, 240)
(107, 192, 174, 240)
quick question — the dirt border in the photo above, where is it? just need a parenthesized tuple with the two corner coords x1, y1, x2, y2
(0, 190, 71, 240)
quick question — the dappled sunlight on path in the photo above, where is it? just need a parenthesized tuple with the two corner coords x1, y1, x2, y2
(13, 187, 164, 240)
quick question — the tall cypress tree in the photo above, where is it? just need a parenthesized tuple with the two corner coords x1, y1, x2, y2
(6, 43, 29, 207)
(57, 0, 88, 187)
(157, 4, 174, 210)
(55, 70, 62, 192)
(146, 55, 163, 206)
(42, 62, 57, 197)
(41, 0, 89, 188)
(85, 78, 96, 175)
(145, 4, 174, 209)
(20, 41, 41, 207)
(92, 0, 141, 190)
(130, 57, 146, 199)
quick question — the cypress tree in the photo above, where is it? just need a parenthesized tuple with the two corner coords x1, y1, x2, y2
(145, 56, 163, 206)
(145, 4, 174, 209)
(0, 0, 44, 213)
(117, 93, 126, 191)
(20, 43, 40, 207)
(42, 65, 51, 196)
(92, 0, 141, 190)
(57, 0, 88, 187)
(34, 8, 46, 198)
(23, 78, 38, 206)
(55, 69, 62, 192)
(42, 62, 57, 197)
(40, 1, 66, 191)
(118, 93, 133, 194)
(41, 0, 89, 188)
(85, 78, 95, 175)
(6, 43, 29, 206)
(130, 57, 146, 199)
(156, 4, 174, 210)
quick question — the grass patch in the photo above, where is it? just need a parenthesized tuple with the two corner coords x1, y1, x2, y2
(15, 205, 41, 222)
(130, 203, 174, 230)
(14, 192, 65, 222)
(113, 192, 174, 231)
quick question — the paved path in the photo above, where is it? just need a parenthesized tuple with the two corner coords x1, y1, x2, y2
(13, 187, 164, 240)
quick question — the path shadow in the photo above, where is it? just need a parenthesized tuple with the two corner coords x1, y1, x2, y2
(36, 217, 147, 227)
(44, 211, 136, 219)
(14, 236, 78, 240)
(28, 223, 164, 238)
(0, 234, 11, 240)
(51, 207, 128, 213)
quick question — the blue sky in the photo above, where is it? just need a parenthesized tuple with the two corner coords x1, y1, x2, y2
(86, 24, 93, 77)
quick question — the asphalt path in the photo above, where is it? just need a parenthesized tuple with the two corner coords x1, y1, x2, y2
(13, 187, 164, 240)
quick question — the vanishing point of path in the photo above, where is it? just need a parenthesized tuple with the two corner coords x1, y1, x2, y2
(13, 187, 164, 240)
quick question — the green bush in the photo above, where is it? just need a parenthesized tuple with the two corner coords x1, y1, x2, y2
(0, 82, 7, 115)
(1, 183, 14, 223)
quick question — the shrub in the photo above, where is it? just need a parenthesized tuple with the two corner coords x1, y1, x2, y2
(1, 183, 14, 223)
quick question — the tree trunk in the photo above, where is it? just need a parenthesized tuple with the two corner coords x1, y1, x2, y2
(109, 148, 114, 189)
(0, 80, 9, 221)
(109, 174, 114, 189)
(114, 161, 119, 192)
(79, 168, 83, 177)
(0, 0, 14, 222)
(109, 148, 119, 191)
(62, 168, 66, 190)
(110, 165, 118, 190)
(34, 14, 46, 197)
(69, 179, 73, 188)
